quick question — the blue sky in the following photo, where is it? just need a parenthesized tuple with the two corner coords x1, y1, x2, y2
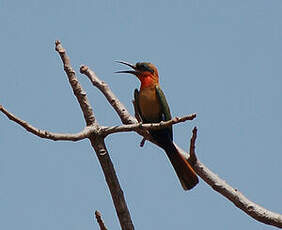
(1, 0, 281, 229)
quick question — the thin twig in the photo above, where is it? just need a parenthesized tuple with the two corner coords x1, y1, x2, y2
(188, 126, 198, 165)
(95, 210, 108, 230)
(0, 105, 94, 141)
(100, 114, 196, 136)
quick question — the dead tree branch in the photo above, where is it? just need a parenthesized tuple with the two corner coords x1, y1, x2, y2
(190, 128, 282, 228)
(0, 104, 195, 141)
(79, 65, 282, 228)
(54, 41, 134, 230)
(55, 41, 95, 126)
(95, 210, 108, 230)
(1, 41, 281, 229)
(80, 65, 135, 125)
(0, 105, 94, 141)
(100, 113, 196, 136)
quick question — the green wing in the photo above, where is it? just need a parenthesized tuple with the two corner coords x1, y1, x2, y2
(133, 89, 142, 122)
(155, 85, 173, 139)
(155, 85, 172, 121)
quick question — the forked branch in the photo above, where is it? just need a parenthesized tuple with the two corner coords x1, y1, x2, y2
(1, 41, 281, 229)
(79, 65, 282, 228)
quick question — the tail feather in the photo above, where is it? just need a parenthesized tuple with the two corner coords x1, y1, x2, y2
(163, 141, 199, 190)
(152, 130, 199, 190)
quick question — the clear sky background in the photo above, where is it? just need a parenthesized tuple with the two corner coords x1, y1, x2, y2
(1, 0, 281, 229)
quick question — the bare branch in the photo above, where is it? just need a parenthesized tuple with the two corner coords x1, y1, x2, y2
(188, 126, 198, 165)
(95, 210, 108, 230)
(79, 65, 196, 151)
(90, 137, 135, 230)
(78, 63, 282, 228)
(0, 105, 94, 141)
(3, 41, 281, 229)
(189, 128, 282, 228)
(55, 41, 96, 126)
(100, 114, 196, 136)
(80, 65, 136, 125)
(56, 44, 135, 229)
(55, 44, 134, 229)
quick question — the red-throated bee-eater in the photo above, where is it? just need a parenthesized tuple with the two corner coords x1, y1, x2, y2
(116, 61, 199, 190)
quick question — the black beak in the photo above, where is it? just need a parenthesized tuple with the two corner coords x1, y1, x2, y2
(115, 61, 136, 69)
(115, 60, 140, 76)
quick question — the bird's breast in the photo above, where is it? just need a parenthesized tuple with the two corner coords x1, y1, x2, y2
(138, 87, 162, 122)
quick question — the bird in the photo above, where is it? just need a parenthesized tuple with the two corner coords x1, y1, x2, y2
(116, 61, 199, 190)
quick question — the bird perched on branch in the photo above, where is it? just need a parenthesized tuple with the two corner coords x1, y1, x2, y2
(116, 61, 199, 190)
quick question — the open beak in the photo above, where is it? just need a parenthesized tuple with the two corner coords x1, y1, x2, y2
(115, 60, 140, 76)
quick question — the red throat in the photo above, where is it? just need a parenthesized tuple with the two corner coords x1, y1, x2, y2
(139, 74, 158, 89)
